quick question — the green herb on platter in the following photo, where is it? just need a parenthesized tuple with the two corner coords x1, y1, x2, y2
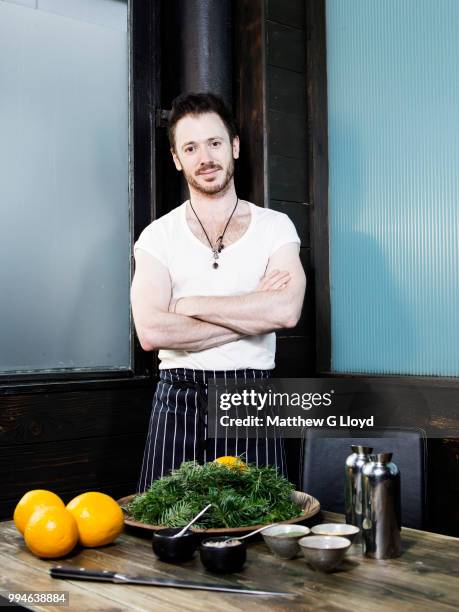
(128, 462, 301, 529)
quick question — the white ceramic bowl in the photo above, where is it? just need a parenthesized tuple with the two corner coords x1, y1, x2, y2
(299, 535, 351, 572)
(311, 523, 360, 543)
(262, 525, 311, 559)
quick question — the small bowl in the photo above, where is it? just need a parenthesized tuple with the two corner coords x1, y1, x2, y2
(152, 528, 199, 563)
(262, 525, 311, 559)
(311, 523, 360, 543)
(199, 537, 247, 573)
(299, 535, 351, 572)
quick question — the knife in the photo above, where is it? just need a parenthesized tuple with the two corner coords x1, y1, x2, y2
(50, 566, 292, 597)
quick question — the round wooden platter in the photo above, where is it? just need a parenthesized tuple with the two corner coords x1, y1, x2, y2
(117, 491, 320, 536)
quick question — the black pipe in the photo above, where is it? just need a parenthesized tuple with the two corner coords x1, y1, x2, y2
(177, 0, 232, 107)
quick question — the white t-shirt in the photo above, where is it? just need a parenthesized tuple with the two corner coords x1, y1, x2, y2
(133, 201, 300, 370)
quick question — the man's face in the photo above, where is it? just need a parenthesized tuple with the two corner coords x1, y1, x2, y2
(171, 112, 239, 196)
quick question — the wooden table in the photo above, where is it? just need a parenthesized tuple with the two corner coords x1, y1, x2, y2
(0, 513, 458, 611)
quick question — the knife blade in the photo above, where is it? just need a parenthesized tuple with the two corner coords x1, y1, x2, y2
(50, 566, 292, 597)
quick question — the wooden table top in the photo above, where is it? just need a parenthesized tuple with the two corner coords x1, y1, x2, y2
(0, 512, 458, 612)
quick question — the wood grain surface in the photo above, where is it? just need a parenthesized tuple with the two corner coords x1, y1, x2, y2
(0, 512, 457, 612)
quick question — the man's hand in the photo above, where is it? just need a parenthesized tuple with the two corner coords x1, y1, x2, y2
(172, 243, 306, 336)
(256, 269, 291, 292)
(172, 270, 290, 315)
(168, 297, 180, 313)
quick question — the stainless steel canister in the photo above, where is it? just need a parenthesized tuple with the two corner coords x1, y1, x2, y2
(362, 452, 401, 559)
(345, 445, 373, 535)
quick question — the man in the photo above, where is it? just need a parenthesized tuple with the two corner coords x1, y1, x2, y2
(131, 92, 306, 491)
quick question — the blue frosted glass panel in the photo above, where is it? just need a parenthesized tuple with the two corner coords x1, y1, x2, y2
(0, 1, 130, 372)
(326, 0, 459, 376)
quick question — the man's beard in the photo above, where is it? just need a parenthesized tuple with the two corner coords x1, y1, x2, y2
(184, 159, 235, 196)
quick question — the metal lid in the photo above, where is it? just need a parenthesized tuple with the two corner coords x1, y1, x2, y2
(373, 452, 393, 463)
(351, 445, 373, 455)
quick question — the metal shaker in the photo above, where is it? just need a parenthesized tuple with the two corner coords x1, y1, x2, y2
(345, 445, 373, 535)
(362, 453, 401, 559)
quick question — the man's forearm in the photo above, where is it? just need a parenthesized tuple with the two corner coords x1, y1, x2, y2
(175, 290, 298, 335)
(141, 311, 244, 352)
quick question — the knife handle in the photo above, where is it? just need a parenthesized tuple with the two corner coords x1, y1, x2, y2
(50, 566, 116, 582)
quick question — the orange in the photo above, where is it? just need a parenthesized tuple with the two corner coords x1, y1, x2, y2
(214, 456, 247, 470)
(13, 490, 65, 535)
(24, 506, 79, 558)
(66, 492, 124, 547)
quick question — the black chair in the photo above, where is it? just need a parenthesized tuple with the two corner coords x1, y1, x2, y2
(301, 428, 427, 529)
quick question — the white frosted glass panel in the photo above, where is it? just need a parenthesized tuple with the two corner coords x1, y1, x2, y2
(0, 1, 130, 372)
(38, 0, 127, 31)
(2, 0, 37, 8)
(326, 0, 459, 376)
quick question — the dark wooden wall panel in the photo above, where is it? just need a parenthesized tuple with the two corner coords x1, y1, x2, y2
(428, 439, 459, 534)
(266, 0, 305, 28)
(274, 337, 315, 377)
(0, 386, 152, 519)
(265, 0, 312, 389)
(307, 0, 330, 372)
(234, 0, 268, 206)
(269, 155, 308, 202)
(268, 110, 307, 159)
(267, 66, 307, 116)
(0, 435, 146, 499)
(0, 388, 151, 444)
(267, 21, 306, 72)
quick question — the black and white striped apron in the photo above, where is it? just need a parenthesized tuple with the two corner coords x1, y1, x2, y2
(137, 368, 287, 493)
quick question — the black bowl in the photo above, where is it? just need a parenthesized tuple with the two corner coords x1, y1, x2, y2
(152, 528, 199, 563)
(199, 537, 247, 573)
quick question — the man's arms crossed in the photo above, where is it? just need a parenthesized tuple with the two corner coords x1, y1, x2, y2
(131, 243, 306, 352)
(174, 243, 306, 336)
(130, 250, 244, 351)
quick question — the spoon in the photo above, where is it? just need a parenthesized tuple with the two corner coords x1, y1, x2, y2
(172, 504, 213, 538)
(223, 523, 280, 545)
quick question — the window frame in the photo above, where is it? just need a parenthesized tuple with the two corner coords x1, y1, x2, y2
(307, 0, 459, 388)
(0, 0, 160, 393)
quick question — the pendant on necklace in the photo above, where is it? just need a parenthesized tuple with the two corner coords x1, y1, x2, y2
(212, 249, 219, 269)
(189, 196, 238, 272)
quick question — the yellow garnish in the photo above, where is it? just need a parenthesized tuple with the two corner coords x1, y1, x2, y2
(214, 456, 247, 470)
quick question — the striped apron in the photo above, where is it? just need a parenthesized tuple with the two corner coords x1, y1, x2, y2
(137, 368, 287, 492)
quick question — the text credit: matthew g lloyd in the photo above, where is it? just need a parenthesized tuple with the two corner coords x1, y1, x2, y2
(217, 389, 374, 429)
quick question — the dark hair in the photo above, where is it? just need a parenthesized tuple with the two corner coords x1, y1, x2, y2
(168, 92, 238, 151)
